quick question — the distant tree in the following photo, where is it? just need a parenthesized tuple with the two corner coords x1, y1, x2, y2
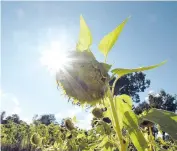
(5, 114, 20, 124)
(0, 111, 6, 124)
(135, 90, 177, 114)
(134, 101, 150, 115)
(34, 114, 57, 126)
(134, 89, 177, 140)
(32, 114, 40, 125)
(110, 72, 150, 103)
(149, 90, 177, 112)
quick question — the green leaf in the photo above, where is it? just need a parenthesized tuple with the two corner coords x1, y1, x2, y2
(114, 95, 133, 129)
(98, 16, 130, 59)
(140, 108, 177, 140)
(124, 111, 149, 151)
(76, 15, 92, 51)
(77, 133, 85, 139)
(72, 116, 78, 123)
(98, 136, 109, 148)
(111, 60, 167, 78)
(66, 132, 71, 137)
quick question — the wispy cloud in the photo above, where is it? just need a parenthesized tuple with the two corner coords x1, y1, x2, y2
(155, 93, 160, 97)
(21, 117, 32, 124)
(145, 96, 149, 102)
(12, 106, 22, 115)
(148, 90, 155, 95)
(0, 89, 22, 115)
(12, 97, 20, 106)
(55, 106, 93, 130)
(55, 106, 83, 120)
(75, 113, 93, 130)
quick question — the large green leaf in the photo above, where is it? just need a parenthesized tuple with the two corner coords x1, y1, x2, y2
(72, 116, 78, 123)
(124, 111, 149, 151)
(114, 95, 133, 129)
(111, 60, 167, 78)
(98, 16, 130, 60)
(76, 15, 92, 51)
(98, 136, 109, 148)
(140, 108, 177, 140)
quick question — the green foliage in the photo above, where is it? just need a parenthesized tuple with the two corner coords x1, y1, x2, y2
(114, 95, 133, 129)
(111, 60, 167, 78)
(124, 111, 149, 151)
(98, 16, 130, 61)
(110, 72, 151, 103)
(140, 108, 177, 140)
(76, 15, 92, 51)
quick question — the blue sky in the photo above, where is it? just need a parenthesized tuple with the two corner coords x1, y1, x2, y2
(1, 2, 177, 129)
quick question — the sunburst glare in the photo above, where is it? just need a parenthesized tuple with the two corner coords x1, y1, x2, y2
(40, 40, 74, 75)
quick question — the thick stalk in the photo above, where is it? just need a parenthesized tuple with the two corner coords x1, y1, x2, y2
(107, 76, 126, 151)
(108, 93, 125, 151)
(149, 127, 155, 151)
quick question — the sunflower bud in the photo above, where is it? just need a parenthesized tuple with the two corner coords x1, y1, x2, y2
(140, 120, 154, 128)
(102, 117, 111, 123)
(30, 133, 41, 146)
(65, 119, 75, 131)
(92, 107, 103, 118)
(56, 50, 110, 105)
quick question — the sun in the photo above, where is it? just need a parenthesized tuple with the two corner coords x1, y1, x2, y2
(40, 40, 71, 75)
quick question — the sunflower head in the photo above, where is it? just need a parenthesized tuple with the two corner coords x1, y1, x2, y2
(92, 107, 104, 118)
(56, 50, 110, 105)
(64, 118, 75, 131)
(30, 133, 41, 146)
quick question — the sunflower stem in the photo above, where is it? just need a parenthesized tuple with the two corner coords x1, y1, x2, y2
(107, 87, 126, 151)
(149, 127, 155, 151)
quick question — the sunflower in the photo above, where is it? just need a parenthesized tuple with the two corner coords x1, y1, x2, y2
(30, 133, 41, 146)
(56, 50, 110, 105)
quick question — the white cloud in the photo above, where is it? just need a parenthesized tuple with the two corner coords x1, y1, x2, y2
(12, 97, 20, 106)
(148, 90, 155, 95)
(0, 90, 22, 115)
(55, 106, 93, 130)
(75, 113, 93, 130)
(55, 112, 62, 119)
(0, 89, 6, 98)
(12, 106, 22, 115)
(155, 93, 160, 98)
(55, 106, 83, 120)
(0, 89, 2, 97)
(21, 117, 32, 124)
(145, 96, 149, 102)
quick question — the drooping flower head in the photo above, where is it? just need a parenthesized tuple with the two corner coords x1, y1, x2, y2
(30, 133, 42, 146)
(56, 50, 110, 105)
(55, 15, 166, 106)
